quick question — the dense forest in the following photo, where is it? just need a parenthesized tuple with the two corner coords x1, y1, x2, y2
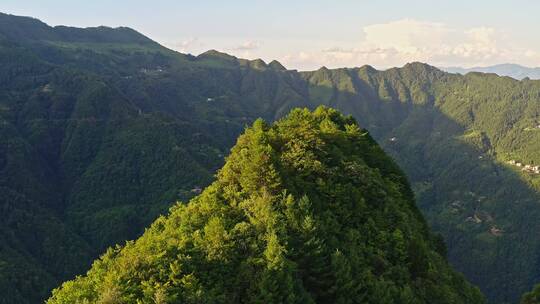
(47, 107, 485, 304)
(0, 12, 539, 303)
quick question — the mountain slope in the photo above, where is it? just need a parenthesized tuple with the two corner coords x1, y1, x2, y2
(0, 13, 314, 304)
(0, 12, 159, 46)
(300, 64, 540, 302)
(47, 107, 485, 304)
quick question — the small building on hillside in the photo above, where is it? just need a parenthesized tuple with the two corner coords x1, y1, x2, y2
(490, 226, 503, 237)
(191, 186, 202, 194)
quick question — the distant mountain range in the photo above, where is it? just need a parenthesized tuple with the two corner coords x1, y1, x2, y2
(442, 63, 540, 80)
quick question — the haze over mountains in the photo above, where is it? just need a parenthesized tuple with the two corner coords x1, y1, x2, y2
(1, 12, 540, 304)
(443, 63, 540, 80)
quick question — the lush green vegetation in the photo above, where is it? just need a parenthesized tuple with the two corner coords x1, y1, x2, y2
(47, 107, 484, 304)
(522, 284, 540, 304)
(301, 64, 540, 303)
(1, 12, 540, 303)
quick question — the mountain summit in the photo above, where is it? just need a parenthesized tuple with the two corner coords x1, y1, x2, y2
(48, 107, 484, 304)
(0, 12, 158, 45)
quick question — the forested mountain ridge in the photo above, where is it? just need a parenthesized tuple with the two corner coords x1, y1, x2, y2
(0, 12, 159, 45)
(0, 12, 539, 303)
(47, 107, 485, 304)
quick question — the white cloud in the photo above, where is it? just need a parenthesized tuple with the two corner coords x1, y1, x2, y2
(230, 40, 260, 51)
(279, 19, 540, 70)
(363, 19, 454, 54)
(220, 41, 262, 60)
(166, 37, 205, 54)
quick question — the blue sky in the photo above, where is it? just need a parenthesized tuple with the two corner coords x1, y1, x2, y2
(2, 0, 540, 70)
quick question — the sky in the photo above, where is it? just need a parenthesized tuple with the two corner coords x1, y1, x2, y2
(2, 0, 540, 70)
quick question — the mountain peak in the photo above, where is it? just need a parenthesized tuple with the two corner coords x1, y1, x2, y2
(0, 12, 158, 46)
(48, 107, 485, 304)
(0, 12, 56, 41)
(269, 59, 286, 70)
(53, 25, 157, 45)
(197, 49, 239, 62)
(249, 58, 267, 70)
(403, 61, 441, 72)
(319, 65, 330, 71)
(394, 62, 446, 82)
(357, 64, 378, 74)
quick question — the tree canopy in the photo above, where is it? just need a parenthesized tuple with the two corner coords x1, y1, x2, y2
(48, 107, 484, 304)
